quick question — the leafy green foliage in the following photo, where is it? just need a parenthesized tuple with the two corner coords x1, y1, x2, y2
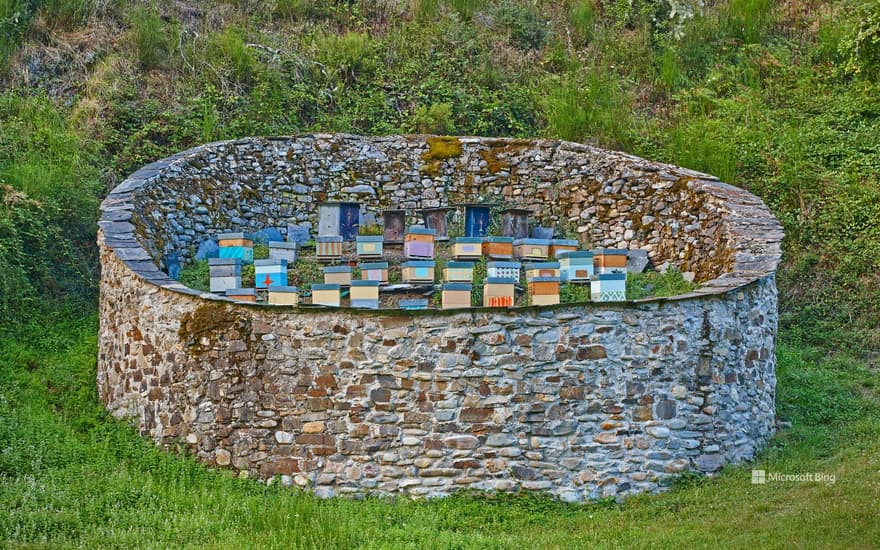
(626, 269, 697, 300)
(127, 4, 176, 70)
(178, 260, 209, 292)
(559, 282, 590, 303)
(411, 102, 455, 134)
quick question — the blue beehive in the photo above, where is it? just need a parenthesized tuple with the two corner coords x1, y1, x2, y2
(463, 204, 492, 238)
(254, 259, 288, 289)
(402, 260, 436, 284)
(218, 232, 254, 263)
(487, 261, 521, 280)
(591, 273, 627, 302)
(400, 298, 429, 310)
(559, 251, 594, 283)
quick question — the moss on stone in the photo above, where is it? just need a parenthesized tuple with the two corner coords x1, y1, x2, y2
(420, 136, 463, 175)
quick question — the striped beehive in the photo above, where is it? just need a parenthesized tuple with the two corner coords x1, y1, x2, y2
(482, 236, 514, 259)
(483, 278, 516, 308)
(513, 238, 550, 261)
(404, 226, 436, 259)
(443, 261, 474, 283)
(254, 259, 288, 289)
(401, 260, 436, 284)
(359, 262, 389, 285)
(311, 283, 341, 307)
(225, 287, 257, 303)
(549, 239, 578, 259)
(524, 261, 560, 282)
(452, 237, 483, 261)
(593, 249, 628, 274)
(315, 236, 343, 262)
(356, 235, 384, 259)
(350, 280, 380, 309)
(323, 264, 352, 286)
(528, 277, 560, 306)
(218, 232, 254, 263)
(267, 285, 300, 306)
(400, 298, 429, 310)
(208, 258, 241, 294)
(487, 261, 521, 280)
(591, 273, 626, 302)
(442, 283, 472, 309)
(559, 251, 594, 283)
(268, 241, 298, 263)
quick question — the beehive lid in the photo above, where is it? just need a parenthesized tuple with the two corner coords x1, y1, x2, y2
(359, 262, 389, 269)
(446, 261, 475, 269)
(593, 273, 627, 281)
(311, 283, 342, 291)
(400, 299, 429, 308)
(225, 288, 256, 296)
(513, 238, 550, 245)
(454, 237, 483, 244)
(558, 251, 594, 259)
(351, 280, 380, 287)
(443, 283, 473, 291)
(255, 259, 288, 267)
(407, 226, 437, 236)
(485, 236, 514, 243)
(526, 262, 560, 270)
(316, 235, 344, 243)
(485, 277, 517, 284)
(268, 241, 297, 249)
(208, 258, 241, 266)
(403, 260, 436, 268)
(356, 235, 384, 242)
(268, 285, 299, 293)
(594, 248, 628, 255)
(530, 276, 560, 283)
(551, 239, 578, 247)
(217, 232, 251, 240)
(323, 265, 352, 273)
(488, 261, 521, 269)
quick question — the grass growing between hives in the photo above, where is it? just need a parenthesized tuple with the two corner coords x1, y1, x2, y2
(1, 313, 879, 548)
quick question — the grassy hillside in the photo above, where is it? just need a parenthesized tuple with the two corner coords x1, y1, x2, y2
(2, 0, 880, 547)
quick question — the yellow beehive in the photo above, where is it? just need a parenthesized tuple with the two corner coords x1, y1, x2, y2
(268, 286, 300, 306)
(483, 278, 515, 308)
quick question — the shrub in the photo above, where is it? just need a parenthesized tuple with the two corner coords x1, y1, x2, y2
(315, 31, 376, 84)
(496, 0, 550, 51)
(411, 102, 454, 134)
(839, 1, 880, 80)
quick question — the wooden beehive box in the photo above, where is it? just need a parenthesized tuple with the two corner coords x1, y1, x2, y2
(268, 241, 298, 263)
(513, 238, 550, 261)
(382, 209, 406, 243)
(591, 273, 626, 302)
(482, 236, 514, 259)
(524, 261, 560, 282)
(559, 251, 594, 283)
(322, 265, 352, 286)
(315, 235, 343, 261)
(356, 235, 384, 259)
(443, 261, 474, 283)
(359, 262, 389, 284)
(311, 283, 341, 307)
(225, 287, 257, 303)
(499, 208, 530, 239)
(483, 278, 516, 308)
(208, 258, 241, 294)
(442, 283, 472, 309)
(268, 285, 300, 306)
(218, 232, 254, 263)
(404, 226, 436, 259)
(487, 261, 521, 280)
(400, 298, 429, 310)
(593, 248, 628, 274)
(318, 201, 360, 240)
(549, 239, 578, 259)
(255, 259, 288, 289)
(350, 280, 380, 309)
(528, 277, 560, 306)
(401, 260, 436, 284)
(452, 237, 483, 260)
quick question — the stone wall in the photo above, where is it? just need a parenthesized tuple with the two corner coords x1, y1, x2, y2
(97, 134, 784, 501)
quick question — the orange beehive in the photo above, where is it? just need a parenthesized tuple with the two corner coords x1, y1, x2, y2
(482, 236, 514, 259)
(483, 278, 515, 308)
(549, 239, 578, 258)
(528, 277, 560, 306)
(593, 249, 628, 273)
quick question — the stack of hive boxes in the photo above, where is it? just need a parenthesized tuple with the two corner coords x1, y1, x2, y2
(208, 258, 241, 294)
(218, 232, 254, 263)
(404, 226, 436, 259)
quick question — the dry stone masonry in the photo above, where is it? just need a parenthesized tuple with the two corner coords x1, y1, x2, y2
(97, 134, 783, 501)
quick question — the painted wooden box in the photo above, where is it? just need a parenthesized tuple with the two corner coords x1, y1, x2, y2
(442, 282, 472, 310)
(487, 261, 521, 280)
(315, 235, 343, 261)
(524, 261, 560, 282)
(463, 204, 492, 238)
(382, 209, 406, 243)
(559, 251, 594, 283)
(255, 259, 288, 289)
(593, 248, 628, 274)
(318, 201, 360, 240)
(359, 262, 389, 284)
(528, 277, 560, 306)
(483, 277, 516, 308)
(218, 232, 254, 264)
(443, 261, 474, 283)
(591, 273, 627, 302)
(350, 280, 380, 309)
(404, 226, 436, 259)
(218, 232, 253, 247)
(268, 241, 298, 263)
(268, 285, 300, 306)
(311, 283, 341, 307)
(208, 258, 241, 294)
(356, 235, 384, 259)
(482, 236, 514, 259)
(399, 298, 429, 310)
(549, 239, 578, 259)
(226, 288, 257, 303)
(323, 264, 352, 286)
(453, 237, 483, 260)
(402, 260, 436, 284)
(500, 208, 530, 239)
(513, 238, 550, 261)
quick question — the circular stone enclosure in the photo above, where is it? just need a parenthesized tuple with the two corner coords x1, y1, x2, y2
(98, 134, 783, 501)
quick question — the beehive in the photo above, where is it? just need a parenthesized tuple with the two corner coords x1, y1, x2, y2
(483, 278, 516, 308)
(401, 260, 436, 284)
(322, 264, 352, 286)
(549, 239, 578, 258)
(315, 236, 343, 261)
(218, 232, 254, 263)
(208, 258, 241, 294)
(513, 238, 550, 261)
(350, 280, 380, 309)
(524, 261, 560, 282)
(499, 208, 530, 239)
(255, 259, 288, 289)
(267, 285, 300, 306)
(452, 237, 483, 260)
(482, 236, 514, 259)
(593, 249, 628, 274)
(404, 226, 436, 259)
(419, 207, 453, 241)
(318, 201, 360, 240)
(559, 251, 594, 283)
(382, 209, 407, 243)
(225, 288, 257, 303)
(359, 262, 389, 284)
(591, 273, 627, 302)
(311, 283, 341, 307)
(268, 241, 298, 263)
(442, 283, 472, 309)
(462, 204, 492, 238)
(443, 261, 474, 283)
(356, 235, 384, 259)
(487, 261, 521, 280)
(400, 298, 429, 310)
(528, 277, 560, 306)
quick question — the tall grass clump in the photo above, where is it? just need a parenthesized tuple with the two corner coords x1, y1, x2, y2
(38, 0, 93, 29)
(128, 4, 175, 70)
(721, 0, 775, 44)
(568, 0, 595, 44)
(316, 31, 376, 84)
(0, 0, 32, 69)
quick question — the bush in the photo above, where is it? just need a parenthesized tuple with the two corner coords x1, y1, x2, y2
(496, 1, 550, 50)
(315, 31, 376, 85)
(839, 1, 880, 80)
(411, 102, 454, 134)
